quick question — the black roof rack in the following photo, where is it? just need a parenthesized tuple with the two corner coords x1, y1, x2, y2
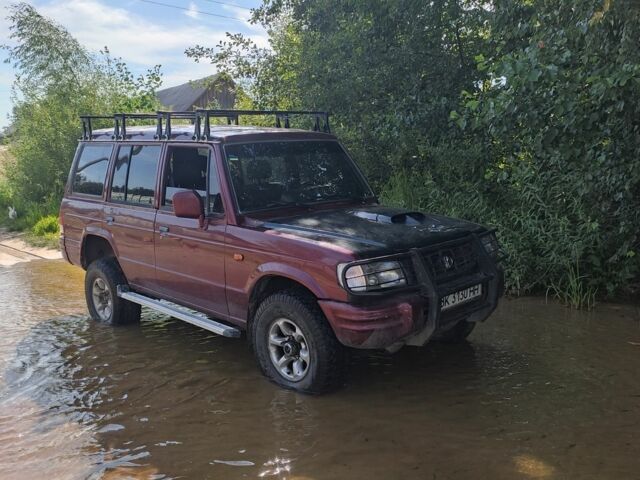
(80, 109, 331, 141)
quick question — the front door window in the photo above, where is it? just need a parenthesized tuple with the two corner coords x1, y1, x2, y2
(162, 146, 224, 214)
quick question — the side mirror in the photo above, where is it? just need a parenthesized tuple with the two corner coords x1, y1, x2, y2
(173, 190, 205, 226)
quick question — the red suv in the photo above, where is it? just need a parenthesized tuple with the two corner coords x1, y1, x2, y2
(60, 110, 504, 393)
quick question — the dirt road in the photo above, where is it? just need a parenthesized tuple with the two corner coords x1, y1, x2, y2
(0, 229, 61, 266)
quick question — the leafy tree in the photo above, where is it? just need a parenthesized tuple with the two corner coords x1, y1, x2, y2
(2, 3, 162, 213)
(189, 0, 640, 301)
(189, 0, 492, 182)
(458, 0, 640, 296)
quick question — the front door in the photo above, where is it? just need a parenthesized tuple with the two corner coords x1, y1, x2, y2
(106, 143, 162, 289)
(154, 144, 228, 318)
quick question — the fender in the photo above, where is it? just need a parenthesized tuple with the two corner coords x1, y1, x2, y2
(80, 226, 119, 268)
(248, 261, 329, 299)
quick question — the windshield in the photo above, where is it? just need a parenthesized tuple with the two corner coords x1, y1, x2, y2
(224, 141, 374, 212)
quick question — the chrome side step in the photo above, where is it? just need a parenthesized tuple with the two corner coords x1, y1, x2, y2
(116, 286, 241, 338)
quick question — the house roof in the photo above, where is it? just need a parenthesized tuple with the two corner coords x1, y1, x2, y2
(156, 75, 223, 111)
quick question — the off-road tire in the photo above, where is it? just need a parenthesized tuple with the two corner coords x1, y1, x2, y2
(250, 291, 346, 394)
(435, 320, 476, 343)
(85, 257, 141, 325)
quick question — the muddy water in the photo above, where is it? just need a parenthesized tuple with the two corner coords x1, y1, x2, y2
(1, 260, 639, 479)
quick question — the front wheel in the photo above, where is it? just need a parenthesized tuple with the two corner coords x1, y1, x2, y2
(251, 291, 346, 394)
(85, 258, 141, 325)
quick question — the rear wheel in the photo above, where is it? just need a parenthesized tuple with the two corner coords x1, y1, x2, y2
(251, 291, 346, 394)
(435, 320, 476, 343)
(85, 258, 140, 325)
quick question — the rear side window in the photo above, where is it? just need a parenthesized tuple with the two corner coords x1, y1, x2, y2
(72, 144, 113, 196)
(109, 145, 161, 206)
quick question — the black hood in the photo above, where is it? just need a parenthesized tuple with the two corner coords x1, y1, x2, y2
(262, 205, 486, 257)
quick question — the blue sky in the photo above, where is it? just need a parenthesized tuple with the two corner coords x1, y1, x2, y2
(0, 0, 266, 128)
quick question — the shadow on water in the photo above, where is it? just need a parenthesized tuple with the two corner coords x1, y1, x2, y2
(1, 260, 639, 479)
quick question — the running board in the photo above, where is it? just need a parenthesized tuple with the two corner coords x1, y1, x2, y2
(116, 286, 241, 338)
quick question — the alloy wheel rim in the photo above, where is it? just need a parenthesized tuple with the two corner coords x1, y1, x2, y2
(92, 277, 113, 321)
(268, 318, 310, 382)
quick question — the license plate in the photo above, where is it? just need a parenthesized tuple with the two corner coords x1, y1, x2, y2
(440, 284, 482, 311)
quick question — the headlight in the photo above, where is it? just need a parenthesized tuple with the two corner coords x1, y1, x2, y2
(480, 232, 501, 259)
(338, 260, 407, 292)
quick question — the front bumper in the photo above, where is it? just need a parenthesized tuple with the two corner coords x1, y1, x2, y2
(319, 235, 505, 349)
(319, 294, 428, 349)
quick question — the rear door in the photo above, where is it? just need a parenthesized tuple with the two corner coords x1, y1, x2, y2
(154, 144, 228, 318)
(61, 142, 113, 265)
(106, 143, 162, 289)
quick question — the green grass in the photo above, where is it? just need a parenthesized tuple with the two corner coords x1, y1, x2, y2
(23, 231, 60, 249)
(547, 259, 598, 310)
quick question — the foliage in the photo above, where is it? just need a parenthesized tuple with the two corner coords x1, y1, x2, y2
(1, 3, 162, 221)
(188, 0, 640, 304)
(189, 0, 492, 183)
(456, 0, 640, 297)
(187, 16, 302, 110)
(548, 258, 598, 311)
(32, 214, 59, 236)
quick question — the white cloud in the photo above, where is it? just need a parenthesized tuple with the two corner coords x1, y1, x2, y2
(39, 0, 224, 65)
(220, 3, 269, 39)
(185, 1, 199, 19)
(221, 3, 252, 22)
(0, 0, 270, 124)
(36, 0, 269, 86)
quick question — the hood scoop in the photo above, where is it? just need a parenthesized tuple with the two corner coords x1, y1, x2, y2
(350, 210, 426, 225)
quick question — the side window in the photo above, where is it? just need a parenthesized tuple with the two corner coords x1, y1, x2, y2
(72, 144, 113, 196)
(162, 146, 208, 207)
(109, 145, 161, 206)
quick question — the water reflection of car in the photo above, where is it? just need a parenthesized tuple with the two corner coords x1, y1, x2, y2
(59, 110, 505, 394)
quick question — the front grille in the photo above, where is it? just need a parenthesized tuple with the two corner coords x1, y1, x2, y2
(422, 238, 479, 282)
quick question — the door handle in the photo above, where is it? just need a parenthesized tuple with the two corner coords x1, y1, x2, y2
(105, 216, 114, 224)
(158, 226, 169, 234)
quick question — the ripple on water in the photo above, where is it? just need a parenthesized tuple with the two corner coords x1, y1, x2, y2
(1, 260, 640, 479)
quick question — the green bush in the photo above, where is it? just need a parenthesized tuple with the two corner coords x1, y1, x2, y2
(381, 146, 640, 301)
(32, 214, 59, 237)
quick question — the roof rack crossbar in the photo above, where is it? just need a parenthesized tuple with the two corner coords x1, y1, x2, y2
(194, 109, 329, 133)
(79, 109, 331, 141)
